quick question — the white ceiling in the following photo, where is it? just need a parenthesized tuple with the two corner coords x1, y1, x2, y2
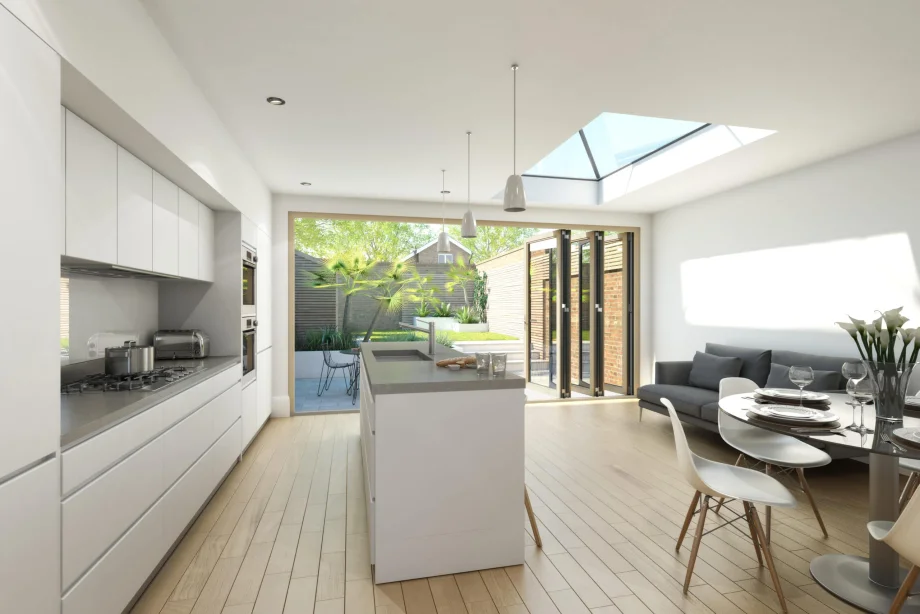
(142, 0, 920, 212)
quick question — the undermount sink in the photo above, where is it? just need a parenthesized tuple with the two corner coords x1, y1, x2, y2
(372, 349, 433, 362)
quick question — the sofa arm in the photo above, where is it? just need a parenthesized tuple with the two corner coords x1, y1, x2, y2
(655, 361, 693, 385)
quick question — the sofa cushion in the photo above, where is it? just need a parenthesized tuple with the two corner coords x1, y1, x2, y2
(705, 343, 773, 386)
(637, 384, 718, 418)
(765, 363, 841, 392)
(701, 402, 721, 424)
(688, 352, 743, 391)
(772, 349, 854, 390)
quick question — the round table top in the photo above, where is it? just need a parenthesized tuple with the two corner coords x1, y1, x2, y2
(338, 348, 361, 356)
(719, 393, 920, 459)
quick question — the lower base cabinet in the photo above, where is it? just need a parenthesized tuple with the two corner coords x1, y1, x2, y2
(62, 421, 241, 614)
(242, 380, 259, 449)
(0, 458, 60, 614)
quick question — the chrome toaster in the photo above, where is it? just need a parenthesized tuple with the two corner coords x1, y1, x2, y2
(153, 330, 211, 360)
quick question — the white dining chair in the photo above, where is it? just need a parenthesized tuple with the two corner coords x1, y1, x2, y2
(902, 458, 920, 512)
(662, 398, 796, 613)
(715, 377, 832, 543)
(867, 480, 920, 613)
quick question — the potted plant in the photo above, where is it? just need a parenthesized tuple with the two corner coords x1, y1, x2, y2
(451, 306, 489, 333)
(837, 307, 919, 421)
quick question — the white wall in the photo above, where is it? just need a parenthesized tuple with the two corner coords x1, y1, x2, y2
(652, 129, 920, 364)
(271, 194, 653, 411)
(0, 0, 271, 232)
(66, 276, 159, 364)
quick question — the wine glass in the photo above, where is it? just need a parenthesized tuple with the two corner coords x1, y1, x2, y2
(788, 366, 815, 406)
(841, 361, 868, 432)
(847, 378, 875, 434)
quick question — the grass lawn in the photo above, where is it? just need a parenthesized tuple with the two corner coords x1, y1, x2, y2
(359, 330, 517, 342)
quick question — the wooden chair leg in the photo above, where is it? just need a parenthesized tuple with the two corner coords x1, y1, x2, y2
(524, 488, 542, 548)
(750, 506, 789, 614)
(796, 468, 829, 538)
(890, 565, 919, 614)
(765, 464, 773, 545)
(683, 495, 709, 592)
(676, 491, 701, 552)
(742, 501, 763, 567)
(900, 473, 919, 512)
(715, 455, 744, 514)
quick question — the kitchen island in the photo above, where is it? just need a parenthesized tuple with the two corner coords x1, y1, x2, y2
(359, 341, 526, 583)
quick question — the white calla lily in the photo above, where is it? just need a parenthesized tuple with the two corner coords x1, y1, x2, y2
(836, 322, 858, 335)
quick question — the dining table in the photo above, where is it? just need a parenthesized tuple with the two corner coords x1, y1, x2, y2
(719, 392, 920, 614)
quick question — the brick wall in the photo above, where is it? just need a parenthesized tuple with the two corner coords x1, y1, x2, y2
(604, 267, 624, 388)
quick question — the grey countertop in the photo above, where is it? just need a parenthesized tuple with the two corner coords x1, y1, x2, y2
(61, 356, 241, 450)
(360, 341, 524, 396)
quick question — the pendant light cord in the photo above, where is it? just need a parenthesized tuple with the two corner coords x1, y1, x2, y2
(512, 65, 517, 174)
(441, 169, 446, 231)
(467, 132, 471, 205)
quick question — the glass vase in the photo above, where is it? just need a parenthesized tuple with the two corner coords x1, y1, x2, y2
(863, 361, 914, 422)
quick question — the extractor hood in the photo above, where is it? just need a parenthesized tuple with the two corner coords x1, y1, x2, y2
(61, 255, 182, 281)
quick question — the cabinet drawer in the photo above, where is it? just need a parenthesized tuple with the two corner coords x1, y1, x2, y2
(160, 365, 240, 429)
(62, 435, 163, 591)
(63, 403, 163, 496)
(361, 360, 374, 430)
(163, 419, 240, 544)
(161, 382, 240, 488)
(62, 485, 166, 614)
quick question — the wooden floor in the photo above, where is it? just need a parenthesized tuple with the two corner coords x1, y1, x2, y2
(131, 400, 879, 614)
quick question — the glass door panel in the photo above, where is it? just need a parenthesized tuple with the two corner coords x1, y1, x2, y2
(526, 236, 557, 390)
(571, 237, 592, 393)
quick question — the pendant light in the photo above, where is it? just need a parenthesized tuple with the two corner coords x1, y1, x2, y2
(437, 169, 451, 254)
(503, 64, 527, 212)
(461, 131, 477, 238)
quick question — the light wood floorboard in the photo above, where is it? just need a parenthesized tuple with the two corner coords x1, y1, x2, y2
(133, 403, 888, 614)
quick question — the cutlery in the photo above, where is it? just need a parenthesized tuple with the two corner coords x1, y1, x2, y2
(880, 433, 908, 452)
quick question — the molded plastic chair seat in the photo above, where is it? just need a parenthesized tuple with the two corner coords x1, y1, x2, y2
(695, 455, 797, 507)
(903, 457, 920, 473)
(720, 413, 832, 468)
(867, 520, 895, 542)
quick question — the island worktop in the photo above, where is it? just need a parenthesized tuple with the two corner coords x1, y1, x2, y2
(359, 341, 525, 396)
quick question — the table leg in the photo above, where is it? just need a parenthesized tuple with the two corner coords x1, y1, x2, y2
(810, 452, 920, 613)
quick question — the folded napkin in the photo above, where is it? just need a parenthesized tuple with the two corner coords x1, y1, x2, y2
(753, 393, 831, 410)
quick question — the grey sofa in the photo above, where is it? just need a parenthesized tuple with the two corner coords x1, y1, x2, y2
(638, 343, 855, 433)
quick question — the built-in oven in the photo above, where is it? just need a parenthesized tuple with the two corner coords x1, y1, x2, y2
(242, 243, 257, 317)
(242, 316, 257, 386)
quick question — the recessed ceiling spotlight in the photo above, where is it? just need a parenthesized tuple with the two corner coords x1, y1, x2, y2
(300, 181, 312, 186)
(266, 96, 286, 105)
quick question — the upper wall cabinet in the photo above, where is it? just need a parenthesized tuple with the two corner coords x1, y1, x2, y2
(152, 172, 179, 276)
(241, 215, 258, 250)
(117, 147, 153, 271)
(178, 189, 199, 279)
(198, 203, 214, 282)
(65, 110, 117, 263)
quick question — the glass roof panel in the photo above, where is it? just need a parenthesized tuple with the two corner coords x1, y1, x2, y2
(524, 132, 595, 179)
(581, 113, 705, 177)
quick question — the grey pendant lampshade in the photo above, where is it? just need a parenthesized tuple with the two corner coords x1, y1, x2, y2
(438, 169, 451, 254)
(503, 64, 527, 213)
(461, 131, 477, 237)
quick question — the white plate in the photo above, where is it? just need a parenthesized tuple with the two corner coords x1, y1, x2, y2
(750, 406, 839, 425)
(767, 406, 822, 420)
(906, 397, 920, 407)
(755, 388, 830, 402)
(893, 427, 920, 448)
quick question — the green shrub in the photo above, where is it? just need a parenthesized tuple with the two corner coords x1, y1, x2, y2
(455, 306, 479, 324)
(294, 327, 355, 351)
(433, 302, 454, 317)
(436, 332, 454, 348)
(414, 304, 432, 317)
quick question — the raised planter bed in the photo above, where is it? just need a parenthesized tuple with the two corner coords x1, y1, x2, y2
(414, 316, 456, 332)
(448, 322, 489, 333)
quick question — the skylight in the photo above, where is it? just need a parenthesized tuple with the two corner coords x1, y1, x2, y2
(525, 112, 707, 181)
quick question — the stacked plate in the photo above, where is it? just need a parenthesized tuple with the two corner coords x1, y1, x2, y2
(754, 388, 831, 409)
(892, 427, 920, 450)
(748, 405, 840, 426)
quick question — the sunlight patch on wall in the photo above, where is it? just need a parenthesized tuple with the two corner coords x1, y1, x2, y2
(680, 233, 920, 330)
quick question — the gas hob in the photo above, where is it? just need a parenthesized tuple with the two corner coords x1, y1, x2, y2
(61, 365, 202, 394)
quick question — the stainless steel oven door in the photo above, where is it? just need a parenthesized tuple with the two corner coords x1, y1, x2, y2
(242, 317, 257, 386)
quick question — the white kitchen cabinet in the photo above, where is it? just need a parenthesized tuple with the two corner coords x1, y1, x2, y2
(241, 380, 259, 449)
(241, 215, 258, 250)
(117, 147, 154, 271)
(0, 8, 61, 479)
(0, 458, 60, 614)
(198, 202, 215, 282)
(152, 171, 179, 275)
(178, 189, 199, 278)
(258, 348, 272, 425)
(257, 228, 272, 351)
(65, 110, 118, 264)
